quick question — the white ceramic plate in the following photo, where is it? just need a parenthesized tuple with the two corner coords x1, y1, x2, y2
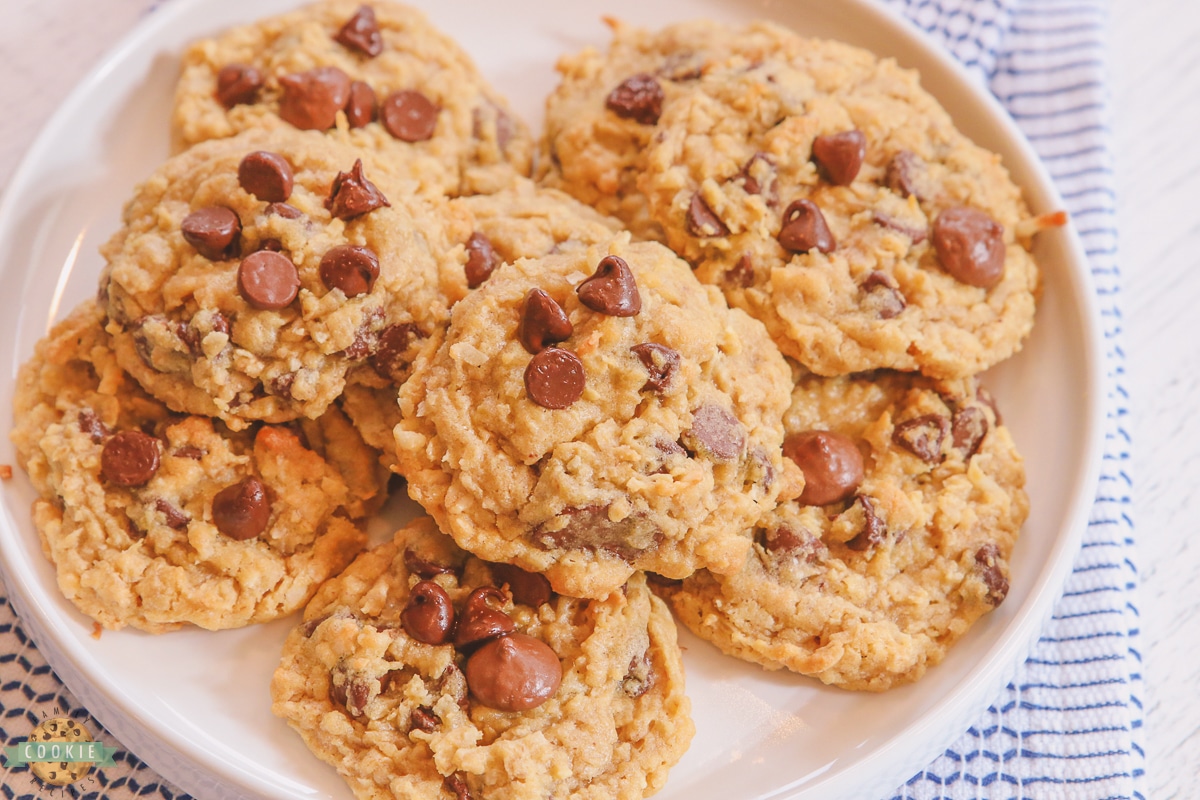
(0, 1, 1104, 798)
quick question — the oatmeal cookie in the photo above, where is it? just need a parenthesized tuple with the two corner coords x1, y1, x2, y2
(11, 302, 375, 633)
(394, 232, 792, 600)
(271, 517, 693, 800)
(655, 370, 1027, 691)
(100, 127, 468, 429)
(173, 0, 532, 196)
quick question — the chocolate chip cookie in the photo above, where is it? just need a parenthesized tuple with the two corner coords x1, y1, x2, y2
(393, 232, 793, 599)
(173, 0, 532, 197)
(10, 302, 376, 632)
(654, 370, 1027, 691)
(100, 127, 468, 429)
(271, 516, 693, 800)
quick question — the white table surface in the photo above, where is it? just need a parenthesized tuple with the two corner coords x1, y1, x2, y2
(1, 1, 1193, 798)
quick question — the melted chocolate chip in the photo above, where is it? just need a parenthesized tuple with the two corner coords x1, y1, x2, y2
(737, 152, 776, 198)
(211, 476, 271, 540)
(100, 431, 161, 487)
(410, 706, 438, 733)
(783, 430, 863, 506)
(331, 671, 371, 717)
(524, 347, 585, 409)
(174, 445, 205, 460)
(975, 543, 1010, 605)
(326, 159, 390, 220)
(404, 548, 460, 579)
(605, 74, 664, 124)
(684, 405, 745, 461)
(278, 67, 352, 130)
(319, 245, 380, 297)
(885, 150, 922, 199)
(182, 206, 241, 261)
(77, 409, 110, 443)
(630, 343, 679, 393)
(892, 414, 950, 463)
(445, 773, 472, 800)
(464, 232, 500, 289)
(518, 289, 573, 354)
(778, 199, 835, 254)
(762, 525, 825, 563)
(344, 80, 377, 128)
(238, 251, 300, 310)
(154, 499, 189, 530)
(215, 63, 262, 108)
(454, 586, 515, 649)
(237, 151, 293, 203)
(335, 5, 383, 56)
(268, 372, 296, 399)
(860, 271, 907, 319)
(726, 253, 756, 288)
(465, 633, 562, 712)
(872, 212, 928, 244)
(381, 90, 439, 142)
(621, 652, 655, 698)
(846, 496, 887, 552)
(812, 130, 867, 186)
(370, 323, 424, 381)
(534, 505, 658, 562)
(401, 581, 455, 645)
(265, 201, 303, 219)
(932, 207, 1006, 289)
(952, 406, 989, 458)
(490, 563, 553, 607)
(686, 193, 729, 237)
(576, 255, 641, 316)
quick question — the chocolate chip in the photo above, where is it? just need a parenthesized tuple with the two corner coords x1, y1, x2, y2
(726, 253, 756, 288)
(401, 581, 455, 645)
(370, 323, 424, 382)
(454, 586, 515, 649)
(100, 431, 161, 487)
(524, 347, 585, 409)
(737, 152, 776, 198)
(812, 130, 866, 186)
(182, 206, 241, 261)
(410, 706, 438, 733)
(344, 80, 377, 128)
(686, 193, 729, 238)
(974, 544, 1009, 605)
(518, 289, 573, 354)
(951, 406, 989, 458)
(174, 445, 204, 460)
(466, 633, 562, 712)
(846, 495, 886, 551)
(885, 150, 922, 199)
(154, 499, 189, 530)
(892, 414, 949, 463)
(932, 207, 1006, 289)
(267, 372, 296, 398)
(215, 63, 262, 108)
(237, 251, 300, 310)
(404, 548, 460, 579)
(683, 405, 745, 461)
(534, 505, 659, 562)
(331, 670, 371, 717)
(326, 159, 390, 220)
(872, 212, 928, 244)
(237, 151, 294, 203)
(278, 66, 352, 130)
(77, 409, 110, 443)
(319, 245, 379, 297)
(630, 343, 679, 393)
(860, 271, 906, 319)
(265, 202, 303, 219)
(211, 476, 271, 540)
(464, 232, 500, 289)
(762, 525, 825, 562)
(335, 5, 383, 56)
(445, 773, 472, 800)
(605, 74, 664, 125)
(490, 563, 552, 607)
(778, 199, 835, 254)
(621, 652, 655, 698)
(381, 90, 439, 142)
(783, 430, 863, 506)
(576, 255, 641, 317)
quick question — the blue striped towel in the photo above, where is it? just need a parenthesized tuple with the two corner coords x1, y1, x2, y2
(0, 1, 1140, 798)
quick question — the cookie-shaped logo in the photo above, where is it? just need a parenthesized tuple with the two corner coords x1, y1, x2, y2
(3, 715, 116, 788)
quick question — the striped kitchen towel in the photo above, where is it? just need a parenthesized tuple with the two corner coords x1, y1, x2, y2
(880, 0, 1145, 798)
(0, 1, 1140, 799)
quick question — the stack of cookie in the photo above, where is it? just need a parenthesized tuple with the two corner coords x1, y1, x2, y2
(8, 2, 1065, 798)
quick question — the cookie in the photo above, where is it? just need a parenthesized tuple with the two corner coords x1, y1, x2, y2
(394, 231, 793, 600)
(100, 127, 468, 429)
(271, 516, 693, 800)
(655, 370, 1027, 691)
(173, 0, 532, 197)
(538, 19, 810, 241)
(641, 32, 1052, 378)
(11, 302, 376, 633)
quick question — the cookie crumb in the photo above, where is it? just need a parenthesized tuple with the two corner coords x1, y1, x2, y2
(0, 464, 12, 480)
(91, 622, 103, 640)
